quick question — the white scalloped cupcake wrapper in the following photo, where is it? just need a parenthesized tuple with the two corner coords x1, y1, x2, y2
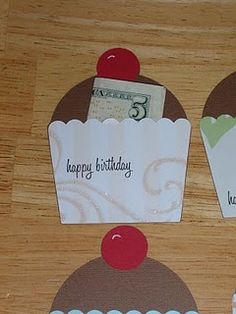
(48, 118, 191, 224)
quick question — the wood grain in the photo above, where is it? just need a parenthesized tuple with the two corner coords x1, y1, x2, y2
(1, 1, 236, 313)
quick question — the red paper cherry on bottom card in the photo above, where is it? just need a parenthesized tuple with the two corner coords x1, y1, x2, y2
(96, 48, 140, 81)
(101, 225, 148, 270)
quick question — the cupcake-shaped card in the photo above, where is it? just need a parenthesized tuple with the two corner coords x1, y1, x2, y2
(48, 48, 191, 224)
(49, 226, 199, 314)
(200, 72, 236, 218)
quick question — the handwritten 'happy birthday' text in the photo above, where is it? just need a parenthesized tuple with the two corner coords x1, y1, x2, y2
(66, 156, 133, 180)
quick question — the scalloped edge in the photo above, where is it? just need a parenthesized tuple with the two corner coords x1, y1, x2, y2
(49, 311, 199, 314)
(200, 114, 236, 122)
(48, 117, 191, 129)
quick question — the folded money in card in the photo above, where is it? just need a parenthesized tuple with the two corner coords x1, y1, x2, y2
(48, 48, 191, 224)
(88, 77, 166, 121)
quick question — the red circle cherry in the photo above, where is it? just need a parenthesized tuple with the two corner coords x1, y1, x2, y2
(101, 225, 148, 270)
(96, 48, 140, 81)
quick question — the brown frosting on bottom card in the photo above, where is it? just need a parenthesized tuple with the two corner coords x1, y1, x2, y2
(50, 257, 198, 313)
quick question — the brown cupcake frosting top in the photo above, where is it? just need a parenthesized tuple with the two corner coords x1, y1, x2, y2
(50, 257, 198, 313)
(203, 71, 236, 118)
(51, 76, 187, 123)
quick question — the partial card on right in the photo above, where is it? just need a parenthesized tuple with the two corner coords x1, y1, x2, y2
(200, 71, 236, 218)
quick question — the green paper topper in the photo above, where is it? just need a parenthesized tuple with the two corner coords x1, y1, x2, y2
(200, 115, 236, 148)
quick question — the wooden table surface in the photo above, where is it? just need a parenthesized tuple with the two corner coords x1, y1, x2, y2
(1, 1, 236, 313)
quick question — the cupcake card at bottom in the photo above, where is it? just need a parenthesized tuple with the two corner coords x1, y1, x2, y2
(200, 71, 236, 218)
(49, 226, 199, 314)
(48, 48, 191, 224)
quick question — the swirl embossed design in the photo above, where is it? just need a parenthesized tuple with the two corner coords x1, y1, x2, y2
(57, 180, 141, 223)
(48, 127, 62, 174)
(143, 158, 186, 215)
